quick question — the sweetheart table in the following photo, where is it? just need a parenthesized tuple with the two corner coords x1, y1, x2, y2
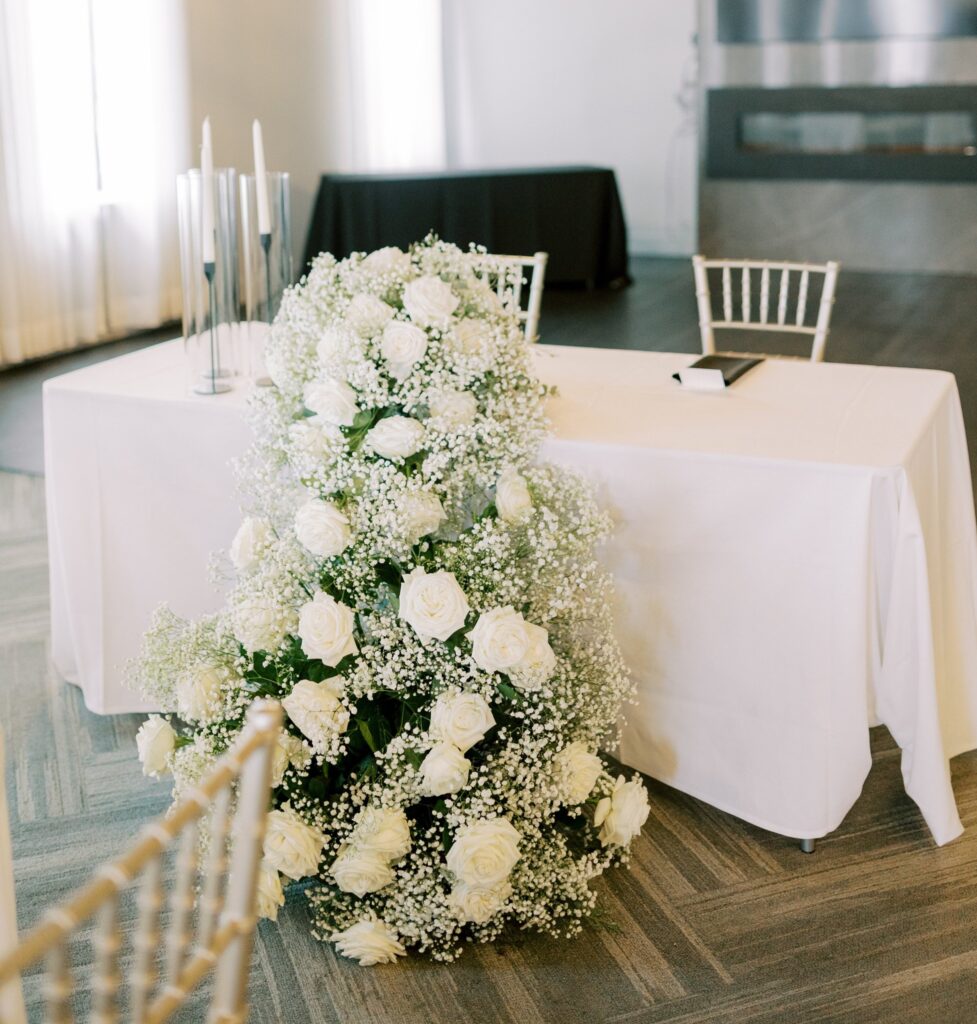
(43, 341, 977, 846)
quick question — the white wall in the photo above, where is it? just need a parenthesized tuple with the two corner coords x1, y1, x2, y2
(182, 0, 339, 270)
(443, 0, 699, 256)
(181, 0, 699, 265)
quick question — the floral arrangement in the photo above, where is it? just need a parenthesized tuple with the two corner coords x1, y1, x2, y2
(133, 238, 648, 965)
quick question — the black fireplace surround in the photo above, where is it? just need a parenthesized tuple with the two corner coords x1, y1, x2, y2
(707, 86, 977, 182)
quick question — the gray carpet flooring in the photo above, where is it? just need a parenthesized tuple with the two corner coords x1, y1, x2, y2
(5, 468, 977, 1022)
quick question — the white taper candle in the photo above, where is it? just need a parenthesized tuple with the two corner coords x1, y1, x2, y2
(201, 118, 215, 267)
(252, 119, 271, 237)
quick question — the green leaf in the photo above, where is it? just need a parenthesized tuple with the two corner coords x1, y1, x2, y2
(402, 451, 426, 476)
(354, 752, 376, 781)
(358, 719, 377, 752)
(375, 561, 402, 590)
(305, 662, 327, 682)
(497, 681, 520, 702)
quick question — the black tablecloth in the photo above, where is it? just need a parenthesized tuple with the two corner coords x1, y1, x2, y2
(302, 166, 629, 287)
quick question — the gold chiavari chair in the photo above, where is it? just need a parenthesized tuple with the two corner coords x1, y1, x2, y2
(0, 700, 282, 1024)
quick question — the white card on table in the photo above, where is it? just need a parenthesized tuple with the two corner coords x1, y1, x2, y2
(677, 367, 727, 391)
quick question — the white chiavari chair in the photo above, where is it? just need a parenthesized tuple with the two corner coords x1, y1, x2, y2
(692, 255, 840, 362)
(477, 251, 548, 343)
(1, 723, 26, 1024)
(0, 700, 282, 1024)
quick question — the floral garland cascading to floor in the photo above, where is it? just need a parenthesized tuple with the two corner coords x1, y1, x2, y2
(133, 238, 650, 965)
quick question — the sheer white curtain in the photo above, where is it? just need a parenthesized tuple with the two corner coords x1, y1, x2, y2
(337, 0, 446, 172)
(0, 0, 188, 367)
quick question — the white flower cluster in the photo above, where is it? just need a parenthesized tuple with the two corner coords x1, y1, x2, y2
(132, 237, 645, 964)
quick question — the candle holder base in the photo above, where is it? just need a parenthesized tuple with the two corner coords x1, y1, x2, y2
(193, 380, 232, 396)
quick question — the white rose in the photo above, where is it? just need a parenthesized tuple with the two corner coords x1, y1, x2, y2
(175, 664, 223, 722)
(229, 516, 273, 573)
(288, 420, 343, 463)
(398, 567, 470, 642)
(295, 499, 352, 558)
(495, 468, 533, 524)
(420, 742, 470, 796)
(429, 691, 495, 753)
(511, 622, 557, 690)
(446, 818, 521, 887)
(468, 607, 531, 674)
(298, 591, 358, 666)
(136, 716, 176, 777)
(448, 880, 511, 924)
(282, 677, 350, 754)
(363, 416, 425, 461)
(471, 276, 506, 314)
(232, 595, 287, 653)
(263, 806, 324, 880)
(448, 318, 491, 357)
(593, 775, 651, 847)
(381, 321, 428, 381)
(256, 861, 285, 921)
(403, 275, 459, 327)
(361, 246, 411, 277)
(316, 324, 358, 364)
(346, 292, 395, 337)
(303, 377, 358, 426)
(271, 732, 312, 787)
(330, 918, 406, 967)
(400, 490, 445, 544)
(351, 806, 411, 861)
(428, 389, 478, 431)
(329, 846, 395, 897)
(554, 742, 603, 804)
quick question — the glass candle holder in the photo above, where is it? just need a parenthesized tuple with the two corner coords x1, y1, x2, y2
(176, 168, 241, 394)
(239, 171, 292, 384)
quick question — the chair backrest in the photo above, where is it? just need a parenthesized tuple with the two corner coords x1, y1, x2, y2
(477, 251, 548, 343)
(692, 255, 840, 362)
(0, 700, 282, 1024)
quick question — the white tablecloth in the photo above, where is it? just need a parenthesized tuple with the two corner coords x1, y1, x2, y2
(44, 341, 977, 845)
(44, 342, 253, 713)
(0, 726, 26, 1024)
(539, 346, 977, 845)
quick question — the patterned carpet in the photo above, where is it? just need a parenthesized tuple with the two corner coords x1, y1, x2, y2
(4, 468, 977, 1023)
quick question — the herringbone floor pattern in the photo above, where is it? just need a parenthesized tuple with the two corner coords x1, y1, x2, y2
(4, 469, 977, 1023)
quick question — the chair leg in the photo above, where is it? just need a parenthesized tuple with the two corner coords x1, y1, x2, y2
(799, 838, 816, 854)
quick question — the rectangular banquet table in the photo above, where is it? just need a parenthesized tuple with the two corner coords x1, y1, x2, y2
(302, 166, 630, 287)
(44, 341, 977, 846)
